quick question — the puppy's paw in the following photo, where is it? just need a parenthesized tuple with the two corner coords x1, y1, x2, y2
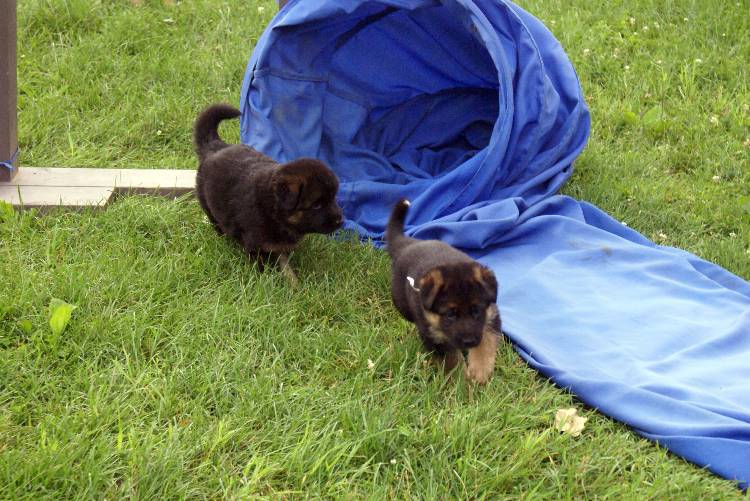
(464, 360, 494, 385)
(464, 332, 499, 385)
(282, 267, 300, 289)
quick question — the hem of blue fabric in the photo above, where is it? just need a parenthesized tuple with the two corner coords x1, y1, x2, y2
(0, 147, 20, 174)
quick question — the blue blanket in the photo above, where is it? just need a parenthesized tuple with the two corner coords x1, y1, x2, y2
(240, 0, 750, 488)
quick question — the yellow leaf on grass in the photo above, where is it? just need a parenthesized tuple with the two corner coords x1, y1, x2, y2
(554, 408, 588, 437)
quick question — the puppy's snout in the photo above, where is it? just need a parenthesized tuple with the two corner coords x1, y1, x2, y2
(460, 334, 481, 349)
(332, 208, 344, 226)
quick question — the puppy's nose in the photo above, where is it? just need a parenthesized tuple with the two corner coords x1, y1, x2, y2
(334, 211, 344, 226)
(461, 335, 481, 348)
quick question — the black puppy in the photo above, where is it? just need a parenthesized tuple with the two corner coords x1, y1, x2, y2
(194, 103, 344, 283)
(386, 199, 501, 384)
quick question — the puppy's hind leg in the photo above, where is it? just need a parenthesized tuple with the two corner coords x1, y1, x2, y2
(205, 214, 224, 235)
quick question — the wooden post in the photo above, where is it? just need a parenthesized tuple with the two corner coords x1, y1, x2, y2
(1, 0, 19, 182)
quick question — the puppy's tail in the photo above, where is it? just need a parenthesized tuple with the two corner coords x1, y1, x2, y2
(194, 103, 241, 159)
(386, 199, 412, 257)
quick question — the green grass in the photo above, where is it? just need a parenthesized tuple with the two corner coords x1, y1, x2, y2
(2, 0, 749, 498)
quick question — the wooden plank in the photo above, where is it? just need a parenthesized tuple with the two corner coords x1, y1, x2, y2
(0, 0, 19, 182)
(0, 167, 196, 209)
(0, 185, 113, 210)
(112, 168, 196, 196)
(8, 167, 196, 195)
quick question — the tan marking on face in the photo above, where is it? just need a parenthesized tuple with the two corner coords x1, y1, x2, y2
(423, 309, 440, 328)
(422, 309, 448, 344)
(464, 322, 499, 385)
(287, 211, 303, 225)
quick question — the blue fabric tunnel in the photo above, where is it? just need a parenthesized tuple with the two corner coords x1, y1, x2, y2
(240, 0, 750, 488)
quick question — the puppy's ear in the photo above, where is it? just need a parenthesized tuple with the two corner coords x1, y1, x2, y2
(276, 175, 304, 211)
(419, 268, 444, 310)
(472, 264, 498, 301)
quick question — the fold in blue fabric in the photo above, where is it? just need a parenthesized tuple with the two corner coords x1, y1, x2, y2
(242, 0, 750, 488)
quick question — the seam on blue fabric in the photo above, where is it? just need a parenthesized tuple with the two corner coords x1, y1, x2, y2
(443, 2, 512, 215)
(499, 0, 547, 70)
(253, 68, 329, 83)
(325, 85, 373, 111)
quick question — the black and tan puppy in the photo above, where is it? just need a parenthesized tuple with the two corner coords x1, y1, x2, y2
(386, 199, 501, 384)
(194, 103, 344, 283)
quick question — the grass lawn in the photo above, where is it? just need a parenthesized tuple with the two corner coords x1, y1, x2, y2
(2, 0, 749, 498)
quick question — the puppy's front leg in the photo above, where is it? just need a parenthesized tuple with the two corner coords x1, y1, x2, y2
(276, 253, 299, 288)
(434, 348, 463, 375)
(465, 330, 499, 385)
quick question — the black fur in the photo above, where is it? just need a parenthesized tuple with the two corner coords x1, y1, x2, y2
(194, 103, 344, 270)
(386, 199, 501, 371)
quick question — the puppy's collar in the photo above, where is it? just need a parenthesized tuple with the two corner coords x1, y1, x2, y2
(407, 276, 420, 292)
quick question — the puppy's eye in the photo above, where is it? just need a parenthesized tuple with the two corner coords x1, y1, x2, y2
(311, 202, 323, 210)
(470, 305, 481, 319)
(444, 308, 457, 320)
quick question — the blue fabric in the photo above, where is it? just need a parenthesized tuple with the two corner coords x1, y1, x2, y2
(242, 0, 750, 488)
(0, 147, 19, 174)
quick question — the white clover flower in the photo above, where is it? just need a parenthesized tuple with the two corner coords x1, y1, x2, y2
(730, 232, 737, 238)
(683, 17, 689, 21)
(695, 58, 703, 63)
(744, 138, 750, 148)
(629, 17, 636, 25)
(656, 60, 662, 64)
(257, 6, 265, 13)
(712, 175, 721, 182)
(583, 48, 590, 56)
(642, 25, 649, 31)
(653, 22, 660, 29)
(367, 359, 375, 370)
(624, 65, 631, 70)
(709, 115, 719, 126)
(390, 459, 397, 464)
